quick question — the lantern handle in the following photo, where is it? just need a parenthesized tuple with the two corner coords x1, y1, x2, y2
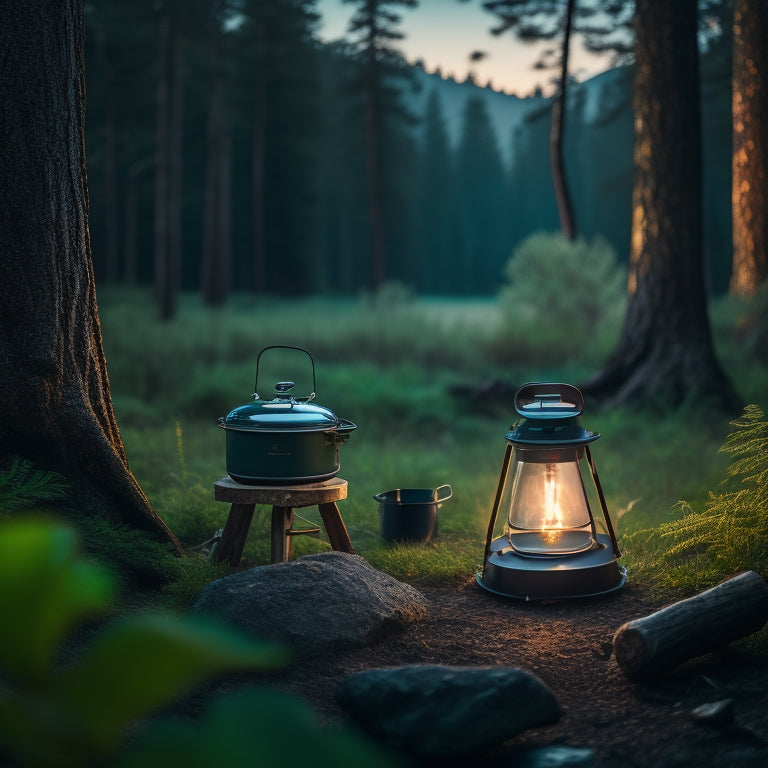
(514, 382, 584, 417)
(253, 346, 316, 402)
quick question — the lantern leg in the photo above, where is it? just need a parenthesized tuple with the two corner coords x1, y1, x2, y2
(482, 442, 513, 578)
(585, 445, 621, 557)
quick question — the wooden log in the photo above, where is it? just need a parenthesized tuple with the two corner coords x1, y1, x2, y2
(613, 570, 768, 679)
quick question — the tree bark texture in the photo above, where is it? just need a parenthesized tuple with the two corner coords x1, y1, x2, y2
(582, 0, 737, 411)
(613, 571, 768, 679)
(0, 0, 182, 552)
(730, 0, 768, 298)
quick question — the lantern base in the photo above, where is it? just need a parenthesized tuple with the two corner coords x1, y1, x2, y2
(477, 534, 626, 600)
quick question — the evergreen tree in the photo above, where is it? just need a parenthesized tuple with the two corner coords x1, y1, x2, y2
(583, 0, 737, 409)
(418, 89, 458, 293)
(455, 94, 509, 294)
(342, 0, 418, 289)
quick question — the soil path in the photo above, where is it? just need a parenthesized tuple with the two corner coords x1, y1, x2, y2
(270, 578, 768, 767)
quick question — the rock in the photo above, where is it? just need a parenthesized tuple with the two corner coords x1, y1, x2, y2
(515, 745, 596, 768)
(191, 552, 428, 657)
(335, 664, 562, 758)
(690, 699, 735, 727)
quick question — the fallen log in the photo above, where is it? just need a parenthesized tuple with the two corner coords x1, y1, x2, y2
(613, 570, 768, 679)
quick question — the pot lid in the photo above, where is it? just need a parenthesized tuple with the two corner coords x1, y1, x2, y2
(222, 381, 342, 432)
(506, 382, 599, 446)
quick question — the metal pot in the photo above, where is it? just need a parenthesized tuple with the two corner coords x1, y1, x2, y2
(218, 346, 356, 485)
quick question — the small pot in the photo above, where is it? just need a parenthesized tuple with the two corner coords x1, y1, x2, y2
(218, 346, 356, 485)
(374, 485, 452, 544)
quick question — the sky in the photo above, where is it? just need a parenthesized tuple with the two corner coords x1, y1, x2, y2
(316, 0, 613, 97)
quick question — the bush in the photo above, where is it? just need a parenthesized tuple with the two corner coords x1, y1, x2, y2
(498, 232, 626, 363)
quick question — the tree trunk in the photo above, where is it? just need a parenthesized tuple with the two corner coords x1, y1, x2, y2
(364, 52, 387, 290)
(153, 10, 184, 320)
(202, 60, 232, 306)
(730, 0, 768, 298)
(582, 0, 738, 411)
(549, 0, 577, 241)
(251, 21, 267, 294)
(0, 1, 182, 554)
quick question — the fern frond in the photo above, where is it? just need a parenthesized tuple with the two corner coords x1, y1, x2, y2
(0, 458, 69, 514)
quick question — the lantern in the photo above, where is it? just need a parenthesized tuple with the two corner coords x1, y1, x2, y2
(477, 383, 625, 600)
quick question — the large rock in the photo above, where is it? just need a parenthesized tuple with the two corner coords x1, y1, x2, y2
(191, 552, 427, 657)
(335, 664, 562, 758)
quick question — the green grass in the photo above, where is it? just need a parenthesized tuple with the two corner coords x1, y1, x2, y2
(95, 287, 768, 603)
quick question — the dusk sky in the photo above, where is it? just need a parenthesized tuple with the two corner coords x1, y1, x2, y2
(316, 0, 613, 96)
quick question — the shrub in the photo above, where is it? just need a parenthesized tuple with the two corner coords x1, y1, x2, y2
(498, 232, 626, 363)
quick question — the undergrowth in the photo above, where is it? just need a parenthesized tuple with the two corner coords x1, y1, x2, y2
(621, 405, 768, 596)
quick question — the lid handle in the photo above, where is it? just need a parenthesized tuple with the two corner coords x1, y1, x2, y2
(253, 346, 317, 401)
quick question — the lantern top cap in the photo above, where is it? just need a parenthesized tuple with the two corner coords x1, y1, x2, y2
(514, 382, 584, 419)
(507, 383, 599, 445)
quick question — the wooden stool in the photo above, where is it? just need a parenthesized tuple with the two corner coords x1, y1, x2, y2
(212, 476, 354, 566)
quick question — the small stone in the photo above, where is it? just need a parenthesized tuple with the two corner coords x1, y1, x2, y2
(335, 664, 562, 758)
(690, 698, 735, 727)
(515, 745, 596, 768)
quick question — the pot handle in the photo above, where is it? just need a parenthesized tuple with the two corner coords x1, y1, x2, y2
(434, 484, 452, 504)
(254, 345, 316, 401)
(336, 419, 357, 433)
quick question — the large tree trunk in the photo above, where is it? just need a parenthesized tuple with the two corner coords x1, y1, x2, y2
(730, 0, 768, 299)
(582, 0, 737, 411)
(550, 0, 577, 241)
(0, 1, 182, 553)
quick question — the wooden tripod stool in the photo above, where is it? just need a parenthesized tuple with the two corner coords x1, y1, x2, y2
(212, 476, 354, 566)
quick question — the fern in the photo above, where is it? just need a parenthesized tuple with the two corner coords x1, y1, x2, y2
(0, 458, 69, 515)
(623, 405, 768, 593)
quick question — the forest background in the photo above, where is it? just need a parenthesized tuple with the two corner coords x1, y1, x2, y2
(83, 0, 731, 310)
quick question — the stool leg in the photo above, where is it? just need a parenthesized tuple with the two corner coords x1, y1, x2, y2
(215, 503, 255, 566)
(271, 506, 294, 563)
(318, 502, 354, 554)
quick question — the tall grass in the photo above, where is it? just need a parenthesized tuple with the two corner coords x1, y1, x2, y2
(96, 284, 767, 601)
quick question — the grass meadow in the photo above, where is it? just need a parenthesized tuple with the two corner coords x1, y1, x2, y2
(97, 286, 768, 606)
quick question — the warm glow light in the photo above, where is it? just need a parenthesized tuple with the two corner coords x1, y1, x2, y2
(506, 449, 593, 553)
(541, 464, 564, 543)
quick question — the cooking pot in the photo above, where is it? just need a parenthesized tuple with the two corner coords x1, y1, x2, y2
(218, 346, 356, 485)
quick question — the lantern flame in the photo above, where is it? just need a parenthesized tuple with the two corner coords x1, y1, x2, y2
(541, 463, 564, 543)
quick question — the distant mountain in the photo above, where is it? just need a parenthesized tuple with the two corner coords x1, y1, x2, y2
(401, 67, 550, 165)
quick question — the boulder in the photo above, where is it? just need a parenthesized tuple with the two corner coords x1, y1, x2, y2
(191, 552, 427, 657)
(335, 664, 562, 758)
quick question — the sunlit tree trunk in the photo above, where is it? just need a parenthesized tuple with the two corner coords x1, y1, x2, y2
(730, 0, 768, 299)
(0, 0, 182, 554)
(582, 0, 737, 410)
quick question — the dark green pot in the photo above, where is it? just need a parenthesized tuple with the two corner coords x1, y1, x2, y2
(218, 346, 356, 485)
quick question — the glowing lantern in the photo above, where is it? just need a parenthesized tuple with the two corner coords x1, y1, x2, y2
(477, 383, 625, 600)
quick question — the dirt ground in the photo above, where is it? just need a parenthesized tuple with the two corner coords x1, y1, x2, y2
(268, 577, 768, 767)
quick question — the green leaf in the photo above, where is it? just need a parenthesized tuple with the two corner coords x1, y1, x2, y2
(51, 612, 289, 752)
(0, 518, 114, 682)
